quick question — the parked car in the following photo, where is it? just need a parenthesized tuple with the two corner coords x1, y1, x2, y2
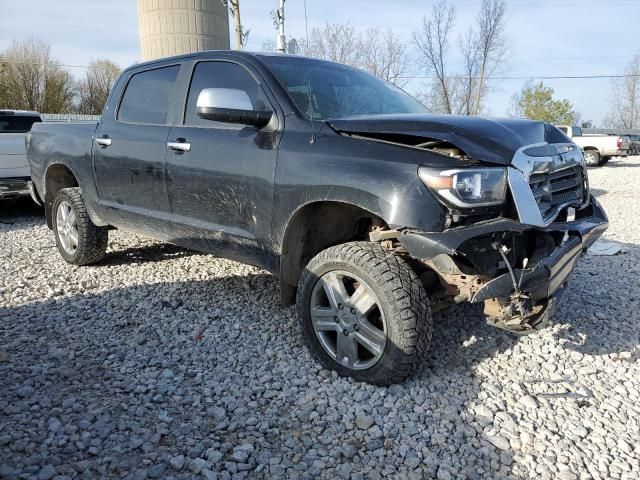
(0, 110, 42, 201)
(625, 134, 640, 155)
(556, 125, 629, 166)
(26, 52, 608, 385)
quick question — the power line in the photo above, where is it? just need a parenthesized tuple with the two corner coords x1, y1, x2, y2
(0, 61, 90, 69)
(399, 74, 640, 80)
(360, 0, 639, 5)
(2, 62, 638, 81)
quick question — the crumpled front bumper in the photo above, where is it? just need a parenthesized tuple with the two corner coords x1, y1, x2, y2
(400, 195, 608, 260)
(399, 195, 608, 331)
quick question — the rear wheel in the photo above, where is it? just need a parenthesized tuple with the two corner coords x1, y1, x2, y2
(296, 242, 432, 385)
(52, 188, 108, 265)
(584, 150, 601, 167)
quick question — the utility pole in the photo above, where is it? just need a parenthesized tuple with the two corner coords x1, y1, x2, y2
(221, 0, 244, 50)
(231, 0, 243, 50)
(276, 0, 286, 53)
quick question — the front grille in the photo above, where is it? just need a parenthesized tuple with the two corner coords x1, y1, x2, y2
(528, 166, 585, 220)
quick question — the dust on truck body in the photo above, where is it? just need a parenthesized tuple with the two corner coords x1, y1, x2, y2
(26, 51, 608, 385)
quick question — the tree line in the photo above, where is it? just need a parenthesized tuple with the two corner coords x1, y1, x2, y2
(267, 0, 638, 129)
(3, 1, 638, 129)
(0, 38, 121, 115)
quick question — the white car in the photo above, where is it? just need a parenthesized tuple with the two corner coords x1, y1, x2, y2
(0, 110, 42, 201)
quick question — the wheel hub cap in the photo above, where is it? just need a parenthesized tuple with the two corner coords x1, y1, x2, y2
(56, 200, 79, 255)
(310, 270, 387, 370)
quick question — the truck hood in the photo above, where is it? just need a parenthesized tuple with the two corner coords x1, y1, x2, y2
(327, 114, 569, 166)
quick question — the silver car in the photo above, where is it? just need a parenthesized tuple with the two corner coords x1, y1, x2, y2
(0, 110, 42, 201)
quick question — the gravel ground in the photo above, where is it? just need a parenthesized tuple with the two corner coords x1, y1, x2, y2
(1, 157, 639, 480)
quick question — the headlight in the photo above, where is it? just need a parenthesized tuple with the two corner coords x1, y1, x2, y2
(419, 167, 507, 208)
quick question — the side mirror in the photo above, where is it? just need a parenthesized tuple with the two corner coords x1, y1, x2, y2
(196, 88, 273, 129)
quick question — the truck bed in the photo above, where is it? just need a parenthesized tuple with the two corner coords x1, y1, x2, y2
(26, 122, 98, 197)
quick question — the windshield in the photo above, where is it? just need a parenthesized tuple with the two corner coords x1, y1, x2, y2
(259, 56, 426, 120)
(572, 126, 583, 137)
(0, 115, 41, 133)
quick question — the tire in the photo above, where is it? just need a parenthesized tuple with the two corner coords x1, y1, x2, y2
(52, 187, 108, 265)
(296, 241, 432, 386)
(583, 150, 601, 167)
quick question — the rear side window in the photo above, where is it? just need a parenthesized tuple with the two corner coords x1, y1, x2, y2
(118, 65, 180, 124)
(0, 115, 41, 133)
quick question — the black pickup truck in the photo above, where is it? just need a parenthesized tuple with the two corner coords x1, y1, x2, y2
(26, 51, 608, 385)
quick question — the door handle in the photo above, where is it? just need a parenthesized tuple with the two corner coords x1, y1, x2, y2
(167, 139, 191, 153)
(95, 137, 112, 147)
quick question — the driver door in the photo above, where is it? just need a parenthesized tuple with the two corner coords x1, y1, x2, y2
(164, 60, 280, 269)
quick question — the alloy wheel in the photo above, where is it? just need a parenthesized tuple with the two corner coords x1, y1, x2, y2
(56, 200, 79, 255)
(309, 270, 387, 370)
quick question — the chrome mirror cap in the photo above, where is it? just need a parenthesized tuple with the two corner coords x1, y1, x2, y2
(196, 88, 253, 111)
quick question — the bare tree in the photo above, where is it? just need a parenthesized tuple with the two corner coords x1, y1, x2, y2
(0, 38, 75, 113)
(459, 27, 479, 115)
(300, 23, 362, 67)
(261, 39, 277, 53)
(604, 55, 640, 129)
(413, 0, 507, 115)
(76, 60, 121, 115)
(412, 1, 457, 113)
(470, 0, 507, 114)
(360, 28, 411, 87)
(298, 24, 412, 87)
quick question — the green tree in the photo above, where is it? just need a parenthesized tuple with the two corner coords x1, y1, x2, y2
(511, 81, 576, 124)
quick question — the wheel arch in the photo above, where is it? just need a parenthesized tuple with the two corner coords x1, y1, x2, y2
(43, 163, 79, 229)
(278, 201, 388, 305)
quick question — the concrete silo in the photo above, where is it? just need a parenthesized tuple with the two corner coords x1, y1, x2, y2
(137, 0, 230, 61)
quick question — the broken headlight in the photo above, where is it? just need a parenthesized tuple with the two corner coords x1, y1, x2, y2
(419, 167, 507, 208)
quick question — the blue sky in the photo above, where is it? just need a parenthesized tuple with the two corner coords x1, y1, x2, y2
(1, 0, 638, 124)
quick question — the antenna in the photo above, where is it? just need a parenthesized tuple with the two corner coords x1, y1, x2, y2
(303, 0, 316, 144)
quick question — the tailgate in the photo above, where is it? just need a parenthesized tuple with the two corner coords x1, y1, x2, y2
(0, 133, 27, 155)
(0, 134, 28, 172)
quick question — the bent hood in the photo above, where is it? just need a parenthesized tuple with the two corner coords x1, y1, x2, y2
(327, 114, 570, 165)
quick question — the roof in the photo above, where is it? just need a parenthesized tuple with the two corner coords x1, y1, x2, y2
(123, 50, 330, 73)
(125, 50, 255, 72)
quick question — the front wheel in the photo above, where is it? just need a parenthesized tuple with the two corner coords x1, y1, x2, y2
(52, 187, 108, 265)
(296, 242, 432, 386)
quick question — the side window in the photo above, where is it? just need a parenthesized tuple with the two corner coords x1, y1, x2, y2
(118, 65, 180, 124)
(184, 61, 270, 127)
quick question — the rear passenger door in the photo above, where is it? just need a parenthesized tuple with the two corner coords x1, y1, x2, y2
(93, 65, 180, 233)
(164, 60, 281, 269)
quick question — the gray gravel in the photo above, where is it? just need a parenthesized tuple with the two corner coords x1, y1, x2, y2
(1, 157, 639, 479)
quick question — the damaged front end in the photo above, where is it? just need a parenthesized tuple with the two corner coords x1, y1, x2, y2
(398, 142, 608, 333)
(329, 115, 608, 332)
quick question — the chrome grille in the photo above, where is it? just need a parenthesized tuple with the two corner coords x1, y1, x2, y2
(528, 166, 585, 220)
